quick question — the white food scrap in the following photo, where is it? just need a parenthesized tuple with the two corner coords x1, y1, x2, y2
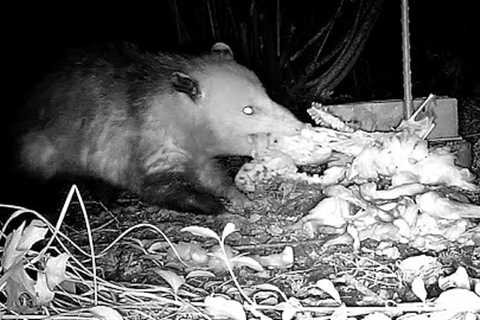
(238, 97, 480, 251)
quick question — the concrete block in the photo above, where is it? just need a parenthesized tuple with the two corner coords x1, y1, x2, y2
(325, 97, 458, 139)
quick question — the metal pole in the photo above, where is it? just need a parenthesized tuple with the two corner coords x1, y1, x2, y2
(401, 0, 413, 118)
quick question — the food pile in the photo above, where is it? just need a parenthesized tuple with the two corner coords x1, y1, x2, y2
(236, 98, 480, 251)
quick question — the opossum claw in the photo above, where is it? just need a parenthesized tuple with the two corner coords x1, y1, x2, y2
(171, 71, 202, 101)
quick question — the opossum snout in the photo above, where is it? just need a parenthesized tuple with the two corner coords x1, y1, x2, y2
(247, 122, 303, 155)
(292, 120, 305, 133)
(274, 103, 305, 135)
(277, 114, 305, 136)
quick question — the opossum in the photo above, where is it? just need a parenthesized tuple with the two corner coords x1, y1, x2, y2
(17, 43, 303, 214)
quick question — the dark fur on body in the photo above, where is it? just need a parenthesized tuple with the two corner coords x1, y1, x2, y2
(18, 43, 303, 214)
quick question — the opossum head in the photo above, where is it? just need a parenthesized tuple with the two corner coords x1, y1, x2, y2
(176, 46, 304, 156)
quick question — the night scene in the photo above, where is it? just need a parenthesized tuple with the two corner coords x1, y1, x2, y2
(0, 1, 479, 318)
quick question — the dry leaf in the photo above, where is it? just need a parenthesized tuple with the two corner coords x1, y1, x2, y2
(2, 220, 48, 270)
(89, 306, 123, 320)
(347, 224, 360, 251)
(186, 270, 216, 279)
(255, 246, 294, 268)
(19, 220, 49, 252)
(304, 197, 350, 229)
(280, 303, 297, 320)
(398, 255, 442, 285)
(45, 253, 69, 290)
(435, 288, 480, 313)
(277, 297, 302, 320)
(148, 241, 168, 253)
(438, 266, 470, 290)
(411, 277, 427, 302)
(1, 221, 26, 270)
(418, 191, 480, 220)
(255, 284, 289, 301)
(155, 270, 185, 295)
(376, 242, 400, 259)
(314, 279, 341, 304)
(222, 223, 237, 241)
(181, 226, 220, 241)
(206, 245, 238, 272)
(168, 242, 209, 266)
(34, 272, 54, 305)
(204, 296, 246, 320)
(244, 303, 273, 320)
(230, 256, 264, 272)
(330, 304, 347, 320)
(4, 269, 36, 312)
(363, 312, 391, 320)
(471, 278, 480, 296)
(59, 280, 76, 294)
(1, 220, 49, 312)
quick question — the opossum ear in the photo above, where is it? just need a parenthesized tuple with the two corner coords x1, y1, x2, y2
(171, 72, 202, 102)
(211, 42, 234, 60)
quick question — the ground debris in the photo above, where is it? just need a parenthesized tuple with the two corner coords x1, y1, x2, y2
(1, 98, 480, 319)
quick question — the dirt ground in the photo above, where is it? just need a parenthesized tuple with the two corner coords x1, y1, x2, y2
(67, 100, 480, 295)
(2, 97, 480, 318)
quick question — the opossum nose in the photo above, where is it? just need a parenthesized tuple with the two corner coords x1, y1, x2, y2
(283, 112, 305, 133)
(294, 121, 304, 132)
(271, 122, 304, 140)
(288, 118, 305, 134)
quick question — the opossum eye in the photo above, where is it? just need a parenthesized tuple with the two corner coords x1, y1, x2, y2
(242, 105, 254, 115)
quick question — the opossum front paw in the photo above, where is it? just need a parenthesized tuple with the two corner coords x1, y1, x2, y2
(142, 183, 226, 214)
(183, 192, 226, 215)
(225, 187, 252, 209)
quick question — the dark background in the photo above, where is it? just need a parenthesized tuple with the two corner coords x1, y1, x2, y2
(2, 1, 479, 109)
(0, 0, 478, 210)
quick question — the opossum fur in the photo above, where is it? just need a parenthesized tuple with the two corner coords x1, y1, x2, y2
(18, 43, 303, 214)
